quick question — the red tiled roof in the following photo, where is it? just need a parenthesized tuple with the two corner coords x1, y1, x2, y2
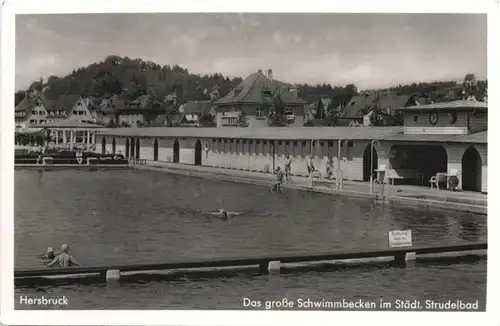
(215, 71, 306, 106)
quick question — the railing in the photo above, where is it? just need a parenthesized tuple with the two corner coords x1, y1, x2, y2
(15, 242, 486, 280)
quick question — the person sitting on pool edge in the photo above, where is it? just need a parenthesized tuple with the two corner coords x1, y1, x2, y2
(40, 247, 56, 260)
(47, 244, 80, 268)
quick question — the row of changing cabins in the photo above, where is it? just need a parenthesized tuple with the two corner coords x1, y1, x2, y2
(95, 126, 487, 193)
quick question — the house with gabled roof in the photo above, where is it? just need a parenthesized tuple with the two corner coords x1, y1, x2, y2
(57, 94, 94, 123)
(14, 92, 53, 130)
(214, 69, 307, 127)
(117, 95, 167, 127)
(96, 96, 124, 126)
(336, 94, 377, 126)
(178, 101, 214, 126)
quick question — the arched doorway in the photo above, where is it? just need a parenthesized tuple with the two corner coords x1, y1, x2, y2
(362, 144, 378, 182)
(130, 138, 135, 158)
(389, 145, 448, 186)
(125, 138, 130, 158)
(194, 140, 202, 165)
(173, 139, 180, 163)
(153, 138, 159, 161)
(112, 137, 116, 154)
(135, 138, 140, 159)
(462, 146, 482, 192)
(101, 137, 106, 154)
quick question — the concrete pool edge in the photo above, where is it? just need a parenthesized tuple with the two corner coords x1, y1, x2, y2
(133, 164, 487, 215)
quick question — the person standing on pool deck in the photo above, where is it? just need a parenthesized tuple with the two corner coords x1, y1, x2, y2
(272, 166, 285, 192)
(47, 244, 79, 268)
(284, 153, 292, 184)
(306, 156, 315, 187)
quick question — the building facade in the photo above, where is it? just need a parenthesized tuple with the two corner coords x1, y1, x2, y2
(95, 99, 487, 194)
(214, 69, 307, 128)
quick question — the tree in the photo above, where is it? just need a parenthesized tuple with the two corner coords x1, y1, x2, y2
(14, 91, 26, 106)
(199, 112, 216, 127)
(237, 111, 249, 127)
(267, 91, 289, 127)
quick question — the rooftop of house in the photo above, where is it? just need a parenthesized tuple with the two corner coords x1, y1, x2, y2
(51, 94, 82, 114)
(377, 94, 414, 110)
(97, 98, 126, 113)
(15, 93, 81, 116)
(342, 94, 377, 117)
(215, 70, 306, 106)
(402, 99, 488, 111)
(180, 101, 213, 115)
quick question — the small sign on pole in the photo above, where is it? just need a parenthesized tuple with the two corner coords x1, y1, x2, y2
(388, 230, 413, 248)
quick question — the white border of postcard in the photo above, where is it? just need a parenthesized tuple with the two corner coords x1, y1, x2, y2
(1, 0, 498, 325)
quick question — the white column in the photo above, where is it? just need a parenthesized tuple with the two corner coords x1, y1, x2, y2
(55, 129, 59, 144)
(87, 131, 91, 144)
(91, 132, 95, 144)
(70, 130, 74, 148)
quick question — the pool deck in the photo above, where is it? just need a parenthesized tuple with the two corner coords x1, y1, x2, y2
(134, 162, 487, 215)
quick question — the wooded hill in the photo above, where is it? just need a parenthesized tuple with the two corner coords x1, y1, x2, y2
(15, 55, 487, 107)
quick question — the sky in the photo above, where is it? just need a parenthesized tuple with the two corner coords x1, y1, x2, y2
(15, 13, 487, 91)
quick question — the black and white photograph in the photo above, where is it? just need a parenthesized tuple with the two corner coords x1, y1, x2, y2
(0, 0, 497, 325)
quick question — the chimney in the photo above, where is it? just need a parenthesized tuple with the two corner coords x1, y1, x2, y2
(267, 69, 273, 80)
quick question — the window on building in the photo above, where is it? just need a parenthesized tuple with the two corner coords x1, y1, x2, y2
(413, 115, 418, 122)
(29, 120, 36, 124)
(39, 120, 46, 124)
(328, 140, 334, 147)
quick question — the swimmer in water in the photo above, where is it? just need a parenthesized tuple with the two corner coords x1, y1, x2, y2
(47, 244, 79, 268)
(40, 247, 56, 260)
(219, 209, 229, 220)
